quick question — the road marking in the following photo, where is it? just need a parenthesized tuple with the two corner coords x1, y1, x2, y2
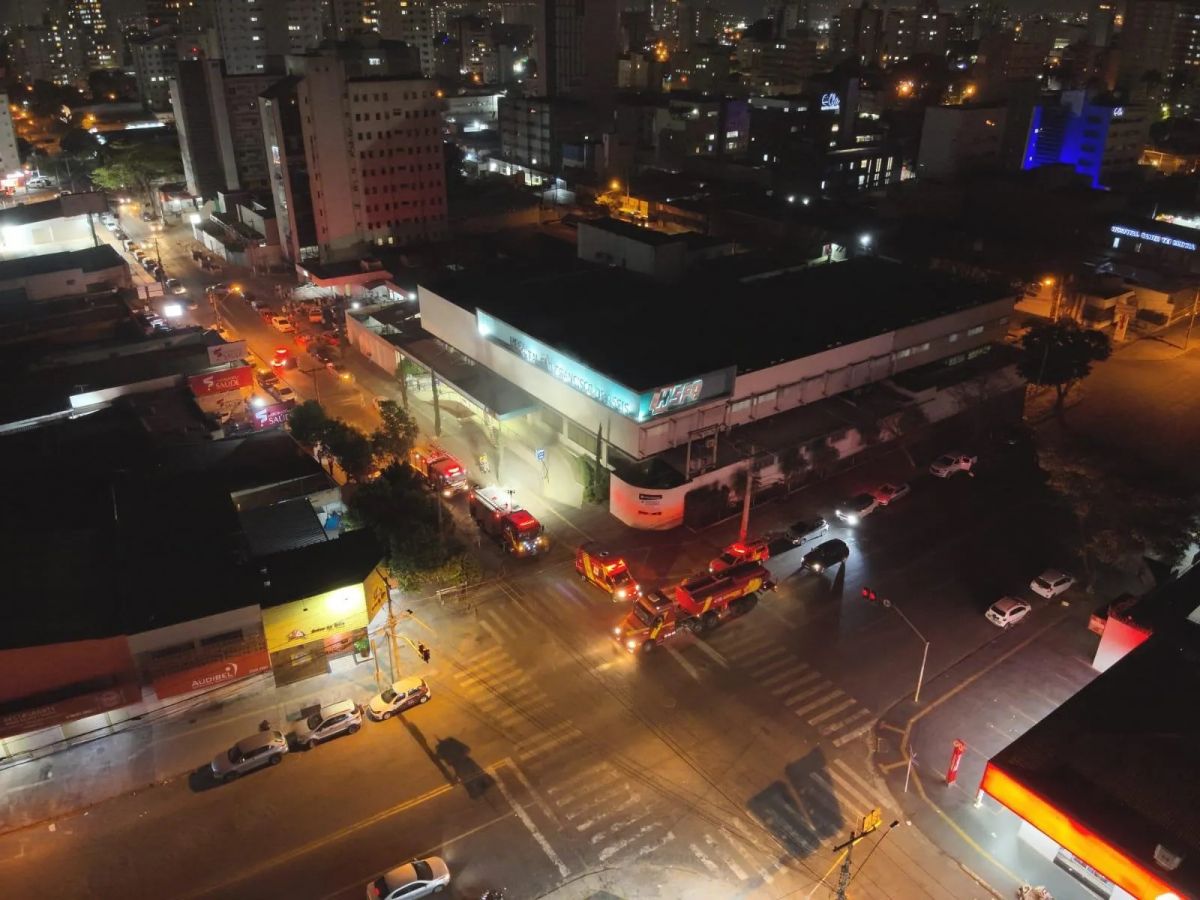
(624, 828, 675, 862)
(832, 720, 877, 748)
(691, 638, 730, 668)
(586, 804, 652, 840)
(546, 762, 616, 798)
(816, 710, 873, 734)
(493, 765, 571, 878)
(665, 645, 703, 682)
(478, 617, 510, 644)
(506, 759, 558, 823)
(720, 826, 769, 883)
(465, 644, 507, 665)
(792, 688, 844, 716)
(811, 702, 866, 730)
(783, 680, 835, 706)
(768, 670, 820, 695)
(817, 768, 876, 817)
(185, 781, 459, 898)
(516, 723, 582, 761)
(690, 841, 722, 875)
(598, 821, 663, 862)
(553, 773, 623, 809)
(832, 759, 884, 801)
(561, 783, 634, 820)
(745, 651, 798, 675)
(707, 832, 749, 880)
(573, 791, 643, 830)
(759, 662, 810, 687)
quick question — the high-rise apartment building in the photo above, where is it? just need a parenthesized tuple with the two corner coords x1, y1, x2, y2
(834, 0, 883, 66)
(331, 0, 378, 38)
(261, 75, 318, 261)
(271, 41, 446, 261)
(379, 0, 434, 76)
(0, 93, 21, 176)
(68, 0, 117, 71)
(1120, 0, 1200, 89)
(536, 0, 619, 100)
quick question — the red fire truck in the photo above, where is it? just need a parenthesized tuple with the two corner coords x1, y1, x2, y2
(469, 486, 550, 557)
(576, 543, 641, 601)
(409, 444, 468, 497)
(613, 561, 774, 653)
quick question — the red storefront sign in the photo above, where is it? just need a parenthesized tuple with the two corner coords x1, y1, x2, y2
(152, 649, 271, 700)
(253, 403, 291, 430)
(188, 365, 253, 397)
(0, 681, 142, 739)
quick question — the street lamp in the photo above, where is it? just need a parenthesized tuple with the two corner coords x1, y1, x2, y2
(858, 233, 872, 248)
(862, 588, 930, 703)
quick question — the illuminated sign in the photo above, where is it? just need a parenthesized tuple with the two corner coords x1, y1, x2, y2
(1111, 224, 1197, 252)
(1112, 106, 1124, 118)
(188, 365, 253, 396)
(820, 92, 840, 112)
(648, 379, 703, 415)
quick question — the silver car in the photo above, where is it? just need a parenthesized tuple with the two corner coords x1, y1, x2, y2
(293, 698, 362, 749)
(210, 730, 288, 782)
(368, 857, 450, 899)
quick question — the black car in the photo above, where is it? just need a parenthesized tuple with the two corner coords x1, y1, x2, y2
(801, 539, 850, 574)
(788, 516, 829, 546)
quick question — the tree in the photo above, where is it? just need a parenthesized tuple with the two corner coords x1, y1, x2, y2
(287, 400, 329, 446)
(322, 419, 376, 481)
(1018, 321, 1112, 418)
(370, 399, 419, 462)
(90, 141, 183, 206)
(1040, 441, 1198, 590)
(59, 127, 103, 161)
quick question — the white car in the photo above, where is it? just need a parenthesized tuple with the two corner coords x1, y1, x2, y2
(165, 278, 187, 294)
(368, 857, 450, 899)
(271, 316, 295, 333)
(986, 597, 1031, 628)
(271, 384, 297, 406)
(835, 493, 878, 525)
(872, 482, 910, 506)
(930, 452, 977, 478)
(1030, 570, 1075, 599)
(367, 676, 431, 720)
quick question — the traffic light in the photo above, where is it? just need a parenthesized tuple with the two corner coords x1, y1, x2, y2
(417, 642, 431, 663)
(861, 587, 878, 602)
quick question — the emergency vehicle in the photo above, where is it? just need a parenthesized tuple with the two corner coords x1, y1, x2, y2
(708, 538, 771, 573)
(576, 544, 641, 601)
(613, 561, 773, 653)
(469, 486, 550, 557)
(409, 445, 468, 496)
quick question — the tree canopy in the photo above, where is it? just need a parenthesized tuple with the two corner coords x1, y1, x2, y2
(287, 400, 328, 446)
(90, 141, 183, 200)
(1018, 321, 1112, 416)
(371, 399, 419, 462)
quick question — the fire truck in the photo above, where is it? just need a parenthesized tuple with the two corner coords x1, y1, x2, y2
(708, 538, 771, 573)
(613, 561, 774, 653)
(409, 445, 468, 497)
(576, 544, 641, 601)
(469, 486, 550, 557)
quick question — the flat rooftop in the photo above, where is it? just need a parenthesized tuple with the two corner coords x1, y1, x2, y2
(0, 243, 124, 281)
(434, 257, 1012, 391)
(987, 567, 1200, 898)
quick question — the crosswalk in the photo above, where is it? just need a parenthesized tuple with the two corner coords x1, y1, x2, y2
(705, 628, 878, 749)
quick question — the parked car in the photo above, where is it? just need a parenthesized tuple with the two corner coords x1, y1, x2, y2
(256, 368, 279, 388)
(709, 538, 771, 573)
(326, 361, 353, 381)
(165, 277, 186, 294)
(367, 676, 431, 721)
(319, 330, 341, 347)
(27, 176, 52, 189)
(835, 493, 878, 525)
(788, 516, 829, 546)
(210, 730, 288, 783)
(271, 384, 296, 406)
(1030, 570, 1075, 599)
(368, 857, 451, 900)
(141, 258, 156, 271)
(271, 316, 295, 333)
(293, 698, 362, 750)
(872, 482, 911, 506)
(986, 597, 1032, 628)
(801, 538, 850, 574)
(122, 239, 138, 252)
(141, 210, 154, 222)
(113, 229, 128, 241)
(929, 452, 977, 478)
(311, 346, 333, 365)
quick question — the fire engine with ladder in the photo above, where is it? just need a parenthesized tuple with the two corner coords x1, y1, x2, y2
(468, 486, 550, 557)
(613, 561, 774, 652)
(408, 444, 469, 497)
(576, 543, 641, 601)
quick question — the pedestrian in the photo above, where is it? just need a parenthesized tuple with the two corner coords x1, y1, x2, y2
(258, 718, 270, 732)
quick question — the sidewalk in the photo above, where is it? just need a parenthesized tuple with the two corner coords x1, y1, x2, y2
(872, 605, 1102, 900)
(0, 643, 389, 836)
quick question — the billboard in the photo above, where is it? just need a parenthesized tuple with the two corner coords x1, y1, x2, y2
(151, 649, 271, 700)
(188, 365, 253, 397)
(253, 402, 291, 429)
(207, 341, 248, 365)
(261, 585, 369, 654)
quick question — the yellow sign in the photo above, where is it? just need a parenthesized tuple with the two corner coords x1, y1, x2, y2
(262, 585, 368, 653)
(862, 808, 882, 833)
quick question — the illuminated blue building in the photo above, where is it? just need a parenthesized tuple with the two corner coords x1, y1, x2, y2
(1021, 92, 1150, 189)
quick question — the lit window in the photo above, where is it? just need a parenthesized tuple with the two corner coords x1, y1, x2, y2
(968, 325, 984, 336)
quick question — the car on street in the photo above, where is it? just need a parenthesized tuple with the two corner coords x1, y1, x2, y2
(122, 239, 138, 252)
(270, 347, 290, 368)
(210, 730, 288, 783)
(709, 538, 771, 573)
(292, 698, 362, 750)
(368, 857, 451, 900)
(319, 330, 341, 346)
(327, 361, 353, 381)
(986, 597, 1032, 628)
(311, 346, 333, 365)
(1030, 570, 1075, 599)
(271, 315, 295, 333)
(872, 482, 911, 506)
(141, 258, 156, 271)
(835, 493, 878, 525)
(801, 538, 850, 574)
(113, 229, 128, 242)
(929, 452, 977, 478)
(141, 210, 154, 222)
(27, 176, 52, 189)
(165, 277, 186, 294)
(367, 676, 431, 720)
(788, 516, 829, 546)
(256, 368, 279, 388)
(271, 384, 297, 406)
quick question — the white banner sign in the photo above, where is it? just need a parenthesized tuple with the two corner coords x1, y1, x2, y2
(207, 340, 248, 365)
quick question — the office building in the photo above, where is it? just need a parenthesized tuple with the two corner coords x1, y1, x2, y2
(1022, 92, 1151, 189)
(917, 104, 1006, 178)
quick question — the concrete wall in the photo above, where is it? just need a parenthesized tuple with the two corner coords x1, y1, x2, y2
(0, 260, 131, 303)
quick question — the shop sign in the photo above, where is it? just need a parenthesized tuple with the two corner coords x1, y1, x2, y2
(207, 341, 248, 365)
(152, 649, 271, 700)
(647, 379, 703, 415)
(1110, 224, 1197, 252)
(188, 365, 253, 396)
(253, 403, 291, 429)
(821, 92, 840, 112)
(0, 681, 141, 739)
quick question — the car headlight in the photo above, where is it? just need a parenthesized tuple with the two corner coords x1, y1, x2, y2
(846, 514, 858, 525)
(615, 589, 626, 599)
(625, 639, 637, 651)
(811, 563, 823, 572)
(613, 626, 622, 636)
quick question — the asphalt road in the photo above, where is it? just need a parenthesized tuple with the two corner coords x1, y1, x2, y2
(0, 414, 1071, 898)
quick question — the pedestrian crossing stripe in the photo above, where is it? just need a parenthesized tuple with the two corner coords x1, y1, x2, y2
(782, 680, 834, 706)
(587, 805, 654, 841)
(831, 758, 886, 807)
(818, 706, 873, 737)
(759, 662, 811, 687)
(705, 832, 749, 881)
(832, 720, 876, 748)
(768, 670, 821, 696)
(545, 762, 616, 797)
(806, 697, 857, 725)
(559, 780, 633, 818)
(598, 821, 665, 862)
(792, 688, 845, 717)
(516, 723, 583, 761)
(740, 647, 794, 672)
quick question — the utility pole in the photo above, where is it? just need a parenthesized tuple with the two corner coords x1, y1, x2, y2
(431, 373, 441, 436)
(1185, 285, 1199, 352)
(862, 588, 931, 703)
(832, 813, 898, 899)
(738, 454, 754, 542)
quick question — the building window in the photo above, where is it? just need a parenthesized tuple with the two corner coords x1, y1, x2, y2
(967, 325, 984, 336)
(948, 332, 959, 342)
